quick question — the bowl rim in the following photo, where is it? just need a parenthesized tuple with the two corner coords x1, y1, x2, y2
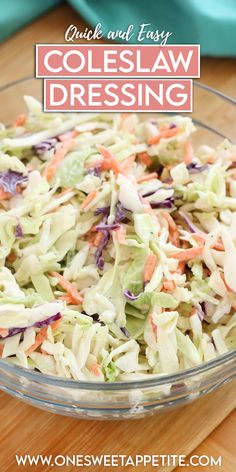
(1, 349, 236, 390)
(0, 77, 235, 390)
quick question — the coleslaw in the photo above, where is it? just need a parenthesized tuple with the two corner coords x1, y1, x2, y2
(0, 96, 235, 382)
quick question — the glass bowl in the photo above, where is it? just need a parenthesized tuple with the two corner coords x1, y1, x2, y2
(0, 78, 235, 420)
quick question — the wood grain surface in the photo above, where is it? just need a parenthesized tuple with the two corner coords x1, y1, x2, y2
(0, 4, 235, 471)
(0, 380, 236, 472)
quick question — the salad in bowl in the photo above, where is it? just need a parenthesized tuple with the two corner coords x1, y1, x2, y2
(0, 96, 236, 385)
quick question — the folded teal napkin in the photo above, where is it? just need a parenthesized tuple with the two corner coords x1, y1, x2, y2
(71, 0, 236, 56)
(0, 0, 60, 42)
(1, 0, 236, 56)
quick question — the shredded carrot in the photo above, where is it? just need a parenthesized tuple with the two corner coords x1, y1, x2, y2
(56, 187, 73, 198)
(144, 253, 157, 284)
(58, 130, 78, 141)
(162, 280, 176, 292)
(171, 246, 204, 262)
(162, 211, 177, 232)
(81, 190, 97, 210)
(0, 344, 3, 357)
(220, 273, 234, 293)
(121, 154, 136, 170)
(90, 223, 99, 232)
(184, 140, 193, 165)
(50, 318, 62, 331)
(192, 233, 224, 251)
(162, 211, 180, 247)
(190, 308, 197, 317)
(148, 127, 179, 146)
(0, 328, 8, 337)
(0, 183, 22, 201)
(192, 233, 206, 244)
(26, 326, 49, 355)
(86, 232, 96, 245)
(175, 261, 186, 274)
(136, 172, 158, 184)
(159, 124, 169, 131)
(170, 231, 180, 247)
(43, 139, 75, 181)
(115, 225, 126, 244)
(207, 156, 217, 164)
(7, 251, 17, 263)
(0, 188, 12, 200)
(58, 294, 75, 304)
(13, 114, 26, 127)
(51, 272, 83, 304)
(37, 320, 62, 352)
(211, 239, 224, 251)
(92, 231, 104, 247)
(41, 349, 49, 355)
(137, 152, 152, 167)
(209, 237, 224, 251)
(99, 146, 126, 175)
(148, 313, 157, 337)
(90, 362, 102, 376)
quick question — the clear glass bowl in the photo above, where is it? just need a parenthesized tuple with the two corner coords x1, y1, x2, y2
(0, 78, 235, 420)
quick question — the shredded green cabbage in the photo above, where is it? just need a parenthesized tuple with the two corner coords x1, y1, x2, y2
(0, 98, 235, 381)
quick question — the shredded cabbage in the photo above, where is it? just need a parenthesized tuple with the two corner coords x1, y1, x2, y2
(0, 98, 235, 381)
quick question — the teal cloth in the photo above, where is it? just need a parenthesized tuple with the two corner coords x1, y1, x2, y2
(0, 0, 61, 42)
(1, 0, 236, 56)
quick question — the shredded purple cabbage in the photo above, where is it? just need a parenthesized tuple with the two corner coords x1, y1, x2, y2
(123, 289, 139, 301)
(115, 201, 126, 222)
(142, 189, 157, 198)
(34, 138, 58, 155)
(87, 167, 101, 177)
(200, 302, 206, 315)
(96, 223, 120, 231)
(120, 326, 130, 338)
(150, 197, 175, 209)
(170, 123, 177, 129)
(179, 211, 204, 234)
(94, 206, 110, 216)
(95, 254, 105, 271)
(93, 202, 126, 270)
(15, 223, 23, 239)
(34, 312, 61, 328)
(197, 307, 205, 322)
(94, 210, 110, 270)
(1, 313, 62, 339)
(187, 162, 208, 174)
(82, 311, 100, 322)
(0, 170, 28, 195)
(95, 230, 110, 270)
(5, 327, 25, 338)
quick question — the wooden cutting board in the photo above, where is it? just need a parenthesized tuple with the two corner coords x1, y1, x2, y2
(0, 380, 235, 472)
